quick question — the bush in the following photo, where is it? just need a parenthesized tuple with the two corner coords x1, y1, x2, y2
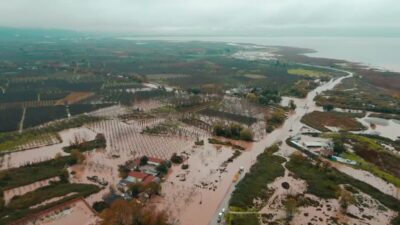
(170, 153, 184, 164)
(181, 164, 189, 170)
(70, 149, 86, 164)
(239, 128, 253, 141)
(227, 212, 260, 225)
(156, 162, 170, 176)
(266, 125, 274, 133)
(333, 139, 346, 155)
(130, 183, 143, 198)
(63, 133, 106, 153)
(93, 201, 109, 213)
(140, 156, 149, 165)
(213, 123, 253, 141)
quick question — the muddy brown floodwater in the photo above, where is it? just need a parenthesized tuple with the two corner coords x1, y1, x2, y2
(154, 68, 358, 225)
(0, 127, 97, 170)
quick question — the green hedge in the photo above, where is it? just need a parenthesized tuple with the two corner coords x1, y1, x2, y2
(8, 183, 100, 209)
(229, 145, 285, 209)
(286, 155, 400, 212)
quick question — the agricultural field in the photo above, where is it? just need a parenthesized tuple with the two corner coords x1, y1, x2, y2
(287, 68, 330, 79)
(0, 108, 23, 132)
(0, 155, 100, 224)
(68, 104, 113, 116)
(24, 105, 68, 129)
(0, 115, 100, 153)
(301, 111, 366, 132)
(315, 76, 400, 114)
(327, 133, 400, 187)
(0, 38, 344, 135)
(0, 34, 398, 225)
(56, 91, 94, 105)
(199, 108, 258, 126)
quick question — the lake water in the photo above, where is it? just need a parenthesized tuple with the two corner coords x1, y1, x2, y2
(121, 36, 400, 72)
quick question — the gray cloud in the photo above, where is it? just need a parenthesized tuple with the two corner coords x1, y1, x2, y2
(0, 0, 398, 36)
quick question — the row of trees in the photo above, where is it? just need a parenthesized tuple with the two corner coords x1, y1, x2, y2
(213, 123, 253, 141)
(99, 199, 170, 225)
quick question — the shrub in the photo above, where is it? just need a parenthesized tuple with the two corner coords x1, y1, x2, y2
(93, 201, 109, 213)
(140, 156, 149, 165)
(213, 123, 253, 141)
(239, 128, 253, 141)
(170, 153, 184, 164)
(181, 164, 189, 170)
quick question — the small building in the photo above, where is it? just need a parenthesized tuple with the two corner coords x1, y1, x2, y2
(117, 171, 159, 192)
(126, 171, 154, 183)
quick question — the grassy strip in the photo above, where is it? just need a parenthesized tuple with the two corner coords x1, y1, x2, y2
(226, 213, 260, 225)
(229, 145, 286, 209)
(0, 115, 102, 153)
(342, 152, 400, 188)
(63, 133, 106, 153)
(0, 156, 73, 192)
(7, 183, 100, 209)
(326, 133, 400, 182)
(287, 68, 330, 78)
(1, 184, 100, 224)
(369, 113, 400, 121)
(208, 138, 245, 150)
(286, 154, 400, 211)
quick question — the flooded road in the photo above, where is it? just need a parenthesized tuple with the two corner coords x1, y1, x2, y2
(206, 67, 353, 225)
(151, 67, 351, 225)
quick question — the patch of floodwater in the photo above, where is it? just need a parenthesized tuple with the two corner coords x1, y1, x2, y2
(354, 116, 400, 140)
(3, 177, 60, 205)
(30, 192, 77, 209)
(0, 127, 97, 170)
(142, 82, 174, 92)
(231, 50, 278, 61)
(153, 142, 238, 225)
(259, 168, 307, 221)
(156, 67, 352, 225)
(333, 108, 364, 114)
(331, 162, 399, 200)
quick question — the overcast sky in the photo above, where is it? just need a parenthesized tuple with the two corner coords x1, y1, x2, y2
(0, 0, 399, 36)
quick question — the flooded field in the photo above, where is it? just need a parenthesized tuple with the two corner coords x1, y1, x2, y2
(0, 127, 97, 170)
(355, 114, 400, 140)
(2, 63, 399, 225)
(3, 177, 60, 205)
(331, 162, 400, 200)
(11, 198, 99, 225)
(87, 120, 193, 160)
(152, 142, 237, 225)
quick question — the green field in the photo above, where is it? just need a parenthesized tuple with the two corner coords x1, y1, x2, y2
(229, 145, 286, 210)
